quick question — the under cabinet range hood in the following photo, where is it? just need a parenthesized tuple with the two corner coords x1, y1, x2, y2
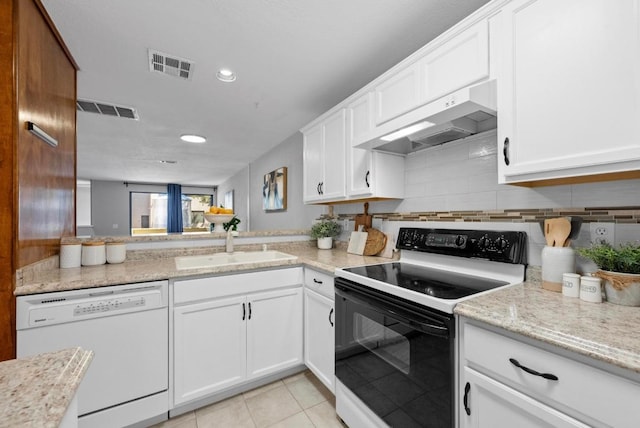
(357, 80, 497, 155)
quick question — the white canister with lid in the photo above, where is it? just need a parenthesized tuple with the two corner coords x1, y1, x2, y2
(541, 246, 576, 292)
(82, 241, 106, 266)
(60, 242, 82, 268)
(106, 241, 126, 264)
(580, 276, 603, 303)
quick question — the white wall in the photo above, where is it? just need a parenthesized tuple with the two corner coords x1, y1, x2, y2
(216, 166, 250, 231)
(218, 132, 325, 231)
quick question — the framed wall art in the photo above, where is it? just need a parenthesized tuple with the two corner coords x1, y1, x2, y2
(263, 166, 287, 211)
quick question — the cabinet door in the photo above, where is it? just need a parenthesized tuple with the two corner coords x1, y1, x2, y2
(422, 19, 489, 104)
(461, 368, 589, 428)
(374, 61, 423, 125)
(498, 0, 640, 183)
(303, 123, 324, 202)
(347, 93, 374, 197)
(173, 296, 247, 405)
(246, 287, 303, 379)
(303, 289, 335, 393)
(321, 109, 347, 201)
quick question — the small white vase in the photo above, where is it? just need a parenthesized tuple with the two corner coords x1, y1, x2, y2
(317, 237, 333, 249)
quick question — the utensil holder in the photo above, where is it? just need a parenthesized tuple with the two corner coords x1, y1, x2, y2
(541, 246, 576, 292)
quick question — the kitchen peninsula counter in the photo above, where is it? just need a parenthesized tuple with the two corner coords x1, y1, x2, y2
(0, 347, 93, 427)
(455, 273, 640, 376)
(15, 242, 393, 295)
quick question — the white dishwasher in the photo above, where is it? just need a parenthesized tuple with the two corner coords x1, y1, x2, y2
(17, 280, 169, 428)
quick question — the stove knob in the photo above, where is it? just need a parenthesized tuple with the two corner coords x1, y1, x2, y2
(455, 235, 465, 247)
(478, 235, 489, 250)
(496, 237, 509, 250)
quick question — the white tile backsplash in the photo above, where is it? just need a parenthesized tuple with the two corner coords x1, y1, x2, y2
(571, 179, 640, 207)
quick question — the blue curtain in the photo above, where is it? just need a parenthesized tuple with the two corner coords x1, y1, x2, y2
(167, 183, 183, 233)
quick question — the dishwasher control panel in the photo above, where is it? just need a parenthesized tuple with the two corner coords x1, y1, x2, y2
(16, 281, 168, 329)
(74, 296, 147, 316)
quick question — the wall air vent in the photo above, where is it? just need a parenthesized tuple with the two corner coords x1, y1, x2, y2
(148, 49, 194, 80)
(77, 100, 139, 120)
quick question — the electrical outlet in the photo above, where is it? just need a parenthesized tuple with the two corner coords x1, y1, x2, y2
(589, 222, 615, 245)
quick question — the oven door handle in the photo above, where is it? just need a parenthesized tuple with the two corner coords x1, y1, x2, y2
(336, 286, 451, 338)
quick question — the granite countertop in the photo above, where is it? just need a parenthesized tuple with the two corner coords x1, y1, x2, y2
(455, 279, 640, 375)
(0, 347, 93, 427)
(15, 244, 394, 295)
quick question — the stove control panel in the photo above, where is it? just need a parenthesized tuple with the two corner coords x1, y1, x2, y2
(397, 228, 527, 264)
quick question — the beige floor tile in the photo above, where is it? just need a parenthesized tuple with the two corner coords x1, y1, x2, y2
(285, 374, 333, 409)
(150, 411, 196, 428)
(281, 370, 310, 385)
(245, 385, 303, 428)
(195, 393, 245, 418)
(196, 398, 256, 428)
(243, 379, 285, 400)
(265, 411, 315, 428)
(305, 401, 345, 428)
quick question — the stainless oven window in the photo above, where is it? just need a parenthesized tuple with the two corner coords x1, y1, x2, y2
(336, 278, 454, 428)
(354, 312, 410, 374)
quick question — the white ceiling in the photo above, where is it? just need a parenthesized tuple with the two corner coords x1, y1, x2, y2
(41, 0, 489, 186)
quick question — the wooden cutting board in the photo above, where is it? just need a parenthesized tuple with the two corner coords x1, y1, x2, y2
(363, 228, 387, 256)
(354, 202, 372, 231)
(347, 225, 368, 255)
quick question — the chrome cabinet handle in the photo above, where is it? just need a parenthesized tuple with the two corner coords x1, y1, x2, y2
(503, 137, 510, 166)
(463, 382, 471, 415)
(509, 358, 558, 381)
(329, 308, 334, 327)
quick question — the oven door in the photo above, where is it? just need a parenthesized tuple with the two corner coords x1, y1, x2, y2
(335, 277, 455, 428)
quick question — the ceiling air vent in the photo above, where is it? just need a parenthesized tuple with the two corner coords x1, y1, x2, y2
(77, 100, 139, 120)
(148, 49, 194, 80)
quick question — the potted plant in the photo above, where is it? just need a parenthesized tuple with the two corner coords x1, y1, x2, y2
(577, 242, 640, 306)
(310, 219, 342, 249)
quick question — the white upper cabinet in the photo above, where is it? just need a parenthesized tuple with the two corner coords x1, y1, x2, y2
(421, 20, 489, 104)
(373, 19, 490, 128)
(497, 0, 640, 184)
(374, 62, 423, 125)
(302, 109, 347, 203)
(346, 93, 405, 199)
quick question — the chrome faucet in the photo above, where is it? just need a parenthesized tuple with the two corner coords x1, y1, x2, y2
(225, 229, 234, 254)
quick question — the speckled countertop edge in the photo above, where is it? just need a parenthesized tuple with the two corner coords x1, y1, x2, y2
(0, 347, 93, 427)
(455, 277, 640, 375)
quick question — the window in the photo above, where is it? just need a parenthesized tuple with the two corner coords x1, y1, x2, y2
(130, 191, 213, 235)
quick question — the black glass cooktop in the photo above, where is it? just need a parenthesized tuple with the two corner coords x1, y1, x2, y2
(344, 262, 509, 299)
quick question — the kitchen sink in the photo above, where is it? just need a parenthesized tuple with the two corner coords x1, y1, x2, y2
(174, 250, 298, 270)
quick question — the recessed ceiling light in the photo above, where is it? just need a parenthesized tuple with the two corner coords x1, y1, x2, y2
(180, 134, 207, 143)
(159, 160, 177, 164)
(216, 68, 236, 83)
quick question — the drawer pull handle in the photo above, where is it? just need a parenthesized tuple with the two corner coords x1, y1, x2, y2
(463, 382, 471, 415)
(313, 278, 323, 284)
(509, 358, 558, 381)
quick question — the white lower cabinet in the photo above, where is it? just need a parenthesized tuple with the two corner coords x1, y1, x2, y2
(303, 268, 335, 393)
(462, 368, 587, 428)
(172, 269, 303, 406)
(459, 318, 640, 428)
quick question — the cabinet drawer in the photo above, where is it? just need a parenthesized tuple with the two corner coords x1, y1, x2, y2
(174, 267, 303, 304)
(463, 322, 640, 428)
(304, 268, 334, 300)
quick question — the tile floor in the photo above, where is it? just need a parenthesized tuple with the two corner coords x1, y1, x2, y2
(153, 371, 345, 428)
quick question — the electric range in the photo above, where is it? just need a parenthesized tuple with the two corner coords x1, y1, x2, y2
(333, 227, 527, 428)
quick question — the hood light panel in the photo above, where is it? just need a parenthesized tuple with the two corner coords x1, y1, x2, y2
(380, 121, 435, 142)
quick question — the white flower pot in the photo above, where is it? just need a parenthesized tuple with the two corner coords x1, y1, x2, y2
(317, 237, 333, 250)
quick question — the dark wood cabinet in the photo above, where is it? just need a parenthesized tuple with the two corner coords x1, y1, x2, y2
(0, 0, 77, 361)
